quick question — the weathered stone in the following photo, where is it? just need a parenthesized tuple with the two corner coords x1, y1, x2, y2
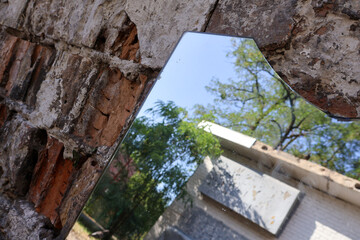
(0, 0, 28, 29)
(23, 0, 141, 63)
(207, 0, 360, 119)
(22, 0, 218, 68)
(55, 156, 103, 240)
(24, 0, 126, 48)
(125, 0, 218, 68)
(270, 0, 360, 119)
(25, 47, 154, 148)
(0, 115, 47, 197)
(0, 18, 158, 238)
(0, 103, 8, 128)
(0, 195, 54, 240)
(79, 70, 149, 146)
(0, 29, 56, 107)
(1, 0, 360, 239)
(93, 13, 141, 63)
(28, 137, 75, 229)
(207, 0, 296, 50)
(0, 1, 158, 238)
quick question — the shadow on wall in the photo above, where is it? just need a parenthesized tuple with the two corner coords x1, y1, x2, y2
(199, 163, 267, 228)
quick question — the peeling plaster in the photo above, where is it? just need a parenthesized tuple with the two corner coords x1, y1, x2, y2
(30, 77, 62, 128)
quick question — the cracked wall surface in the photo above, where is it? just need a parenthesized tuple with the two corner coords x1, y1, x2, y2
(0, 0, 359, 239)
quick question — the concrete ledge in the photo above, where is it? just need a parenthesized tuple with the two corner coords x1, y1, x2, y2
(199, 121, 360, 208)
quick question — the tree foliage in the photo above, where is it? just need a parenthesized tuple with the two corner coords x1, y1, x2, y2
(85, 101, 222, 239)
(194, 38, 360, 179)
(84, 38, 360, 240)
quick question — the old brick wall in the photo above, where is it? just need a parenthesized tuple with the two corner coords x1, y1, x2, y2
(0, 0, 358, 239)
(0, 1, 217, 239)
(0, 25, 157, 239)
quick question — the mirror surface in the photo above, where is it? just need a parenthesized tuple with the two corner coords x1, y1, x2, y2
(68, 32, 360, 240)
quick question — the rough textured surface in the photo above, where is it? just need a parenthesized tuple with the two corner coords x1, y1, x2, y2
(24, 0, 127, 49)
(0, 0, 28, 29)
(28, 137, 74, 229)
(1, 0, 360, 239)
(125, 0, 218, 68)
(0, 103, 8, 128)
(0, 29, 56, 107)
(0, 195, 54, 240)
(2, 0, 218, 68)
(0, 115, 47, 198)
(24, 0, 141, 63)
(28, 47, 152, 148)
(207, 0, 360, 119)
(0, 18, 157, 240)
(207, 0, 296, 49)
(55, 157, 103, 240)
(272, 0, 360, 119)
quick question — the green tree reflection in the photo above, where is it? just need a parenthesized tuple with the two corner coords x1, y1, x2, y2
(85, 101, 221, 239)
(194, 39, 360, 179)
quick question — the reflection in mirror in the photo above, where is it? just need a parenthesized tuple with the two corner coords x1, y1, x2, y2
(68, 32, 360, 240)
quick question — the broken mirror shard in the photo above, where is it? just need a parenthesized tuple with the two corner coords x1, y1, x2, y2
(71, 32, 360, 240)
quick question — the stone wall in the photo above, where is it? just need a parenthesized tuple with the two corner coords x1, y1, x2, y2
(0, 0, 359, 239)
(0, 25, 156, 239)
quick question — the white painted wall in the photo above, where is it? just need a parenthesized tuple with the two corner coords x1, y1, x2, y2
(146, 154, 360, 240)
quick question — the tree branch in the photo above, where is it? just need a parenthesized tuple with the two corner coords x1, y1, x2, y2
(276, 94, 296, 150)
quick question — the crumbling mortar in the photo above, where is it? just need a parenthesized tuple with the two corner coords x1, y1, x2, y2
(3, 25, 56, 49)
(57, 42, 158, 81)
(0, 92, 109, 163)
(2, 24, 148, 73)
(0, 27, 160, 157)
(45, 128, 103, 161)
(0, 89, 32, 119)
(61, 68, 100, 134)
(96, 74, 158, 167)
